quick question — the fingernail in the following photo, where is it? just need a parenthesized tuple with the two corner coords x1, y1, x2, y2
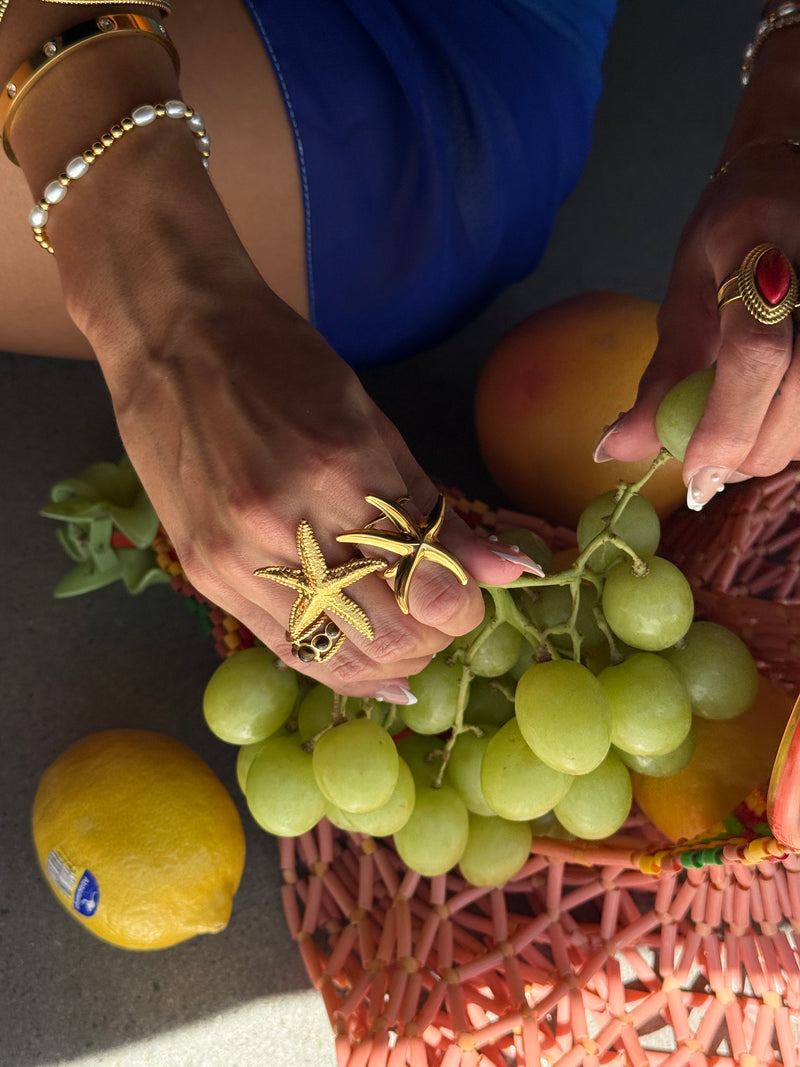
(593, 412, 628, 463)
(686, 466, 730, 512)
(375, 683, 417, 705)
(489, 544, 545, 576)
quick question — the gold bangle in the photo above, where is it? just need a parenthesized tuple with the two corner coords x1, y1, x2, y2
(0, 1, 173, 28)
(1, 13, 180, 165)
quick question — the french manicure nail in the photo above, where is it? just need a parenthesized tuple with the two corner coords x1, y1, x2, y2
(375, 683, 417, 705)
(593, 412, 628, 463)
(686, 466, 729, 512)
(490, 546, 545, 576)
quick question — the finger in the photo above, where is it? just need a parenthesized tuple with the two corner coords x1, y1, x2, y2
(602, 253, 721, 464)
(682, 298, 793, 500)
(393, 450, 545, 603)
(195, 566, 437, 697)
(736, 332, 800, 474)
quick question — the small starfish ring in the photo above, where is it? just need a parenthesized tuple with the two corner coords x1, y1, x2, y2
(716, 244, 799, 325)
(253, 518, 385, 664)
(337, 493, 469, 615)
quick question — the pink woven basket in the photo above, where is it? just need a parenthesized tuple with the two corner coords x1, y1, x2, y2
(156, 466, 800, 1065)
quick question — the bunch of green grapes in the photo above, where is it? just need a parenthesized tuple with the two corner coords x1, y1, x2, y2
(200, 370, 759, 886)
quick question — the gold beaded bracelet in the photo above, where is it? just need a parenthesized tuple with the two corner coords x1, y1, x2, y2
(709, 137, 800, 182)
(1, 13, 180, 165)
(29, 100, 210, 254)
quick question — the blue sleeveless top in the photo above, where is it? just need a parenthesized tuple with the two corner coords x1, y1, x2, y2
(241, 0, 616, 366)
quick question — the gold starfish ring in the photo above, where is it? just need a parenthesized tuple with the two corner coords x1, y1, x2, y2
(254, 519, 385, 661)
(336, 494, 469, 614)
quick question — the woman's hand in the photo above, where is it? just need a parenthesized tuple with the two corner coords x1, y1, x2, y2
(27, 113, 536, 701)
(104, 272, 537, 698)
(598, 28, 800, 510)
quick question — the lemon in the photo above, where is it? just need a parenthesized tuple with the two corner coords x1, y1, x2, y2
(32, 729, 246, 950)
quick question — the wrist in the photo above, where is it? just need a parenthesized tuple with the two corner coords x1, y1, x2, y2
(724, 26, 800, 156)
(55, 133, 250, 322)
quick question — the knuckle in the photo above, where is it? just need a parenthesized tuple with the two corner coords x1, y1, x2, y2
(726, 333, 790, 376)
(325, 650, 369, 686)
(368, 626, 420, 664)
(411, 573, 472, 629)
(742, 447, 791, 478)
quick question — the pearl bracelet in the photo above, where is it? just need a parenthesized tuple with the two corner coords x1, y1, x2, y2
(742, 1, 800, 85)
(29, 101, 210, 255)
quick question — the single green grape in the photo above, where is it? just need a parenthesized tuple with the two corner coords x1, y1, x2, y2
(324, 801, 359, 832)
(515, 659, 612, 774)
(393, 783, 469, 876)
(614, 729, 695, 777)
(553, 750, 632, 840)
(480, 718, 573, 820)
(523, 581, 605, 656)
(467, 620, 524, 678)
(338, 758, 416, 836)
(576, 490, 661, 571)
(246, 736, 326, 836)
(602, 555, 694, 651)
(458, 813, 532, 887)
(203, 645, 299, 745)
(236, 738, 269, 794)
(509, 639, 538, 682)
(312, 718, 399, 813)
(463, 676, 515, 727)
(599, 652, 692, 756)
(404, 656, 462, 734)
(296, 684, 335, 742)
(655, 366, 715, 461)
(660, 620, 759, 719)
(456, 593, 524, 678)
(395, 732, 442, 788)
(444, 724, 498, 816)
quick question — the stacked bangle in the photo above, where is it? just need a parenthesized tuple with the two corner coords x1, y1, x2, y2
(29, 101, 210, 254)
(0, 2, 173, 29)
(742, 1, 800, 85)
(1, 13, 180, 164)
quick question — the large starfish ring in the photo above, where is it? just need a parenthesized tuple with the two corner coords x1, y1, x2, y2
(254, 519, 385, 663)
(337, 494, 469, 614)
(716, 244, 799, 325)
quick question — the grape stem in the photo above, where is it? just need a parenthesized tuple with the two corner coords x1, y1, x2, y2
(431, 664, 474, 789)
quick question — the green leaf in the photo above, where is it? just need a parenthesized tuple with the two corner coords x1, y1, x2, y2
(53, 559, 124, 598)
(116, 455, 143, 507)
(119, 548, 172, 594)
(49, 477, 108, 504)
(86, 517, 118, 571)
(41, 498, 109, 523)
(55, 524, 91, 562)
(77, 462, 125, 502)
(107, 494, 160, 548)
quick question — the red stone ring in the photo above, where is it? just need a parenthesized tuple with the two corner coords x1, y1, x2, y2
(716, 244, 799, 325)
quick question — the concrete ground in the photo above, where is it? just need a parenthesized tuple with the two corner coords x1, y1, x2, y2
(1, 3, 753, 1065)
